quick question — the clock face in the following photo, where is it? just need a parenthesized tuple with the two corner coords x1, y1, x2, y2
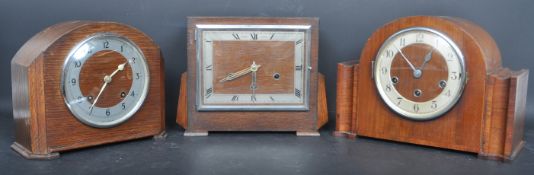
(374, 27, 467, 120)
(195, 25, 312, 111)
(61, 33, 150, 128)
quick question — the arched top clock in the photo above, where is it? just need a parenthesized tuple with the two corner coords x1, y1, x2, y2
(335, 16, 529, 161)
(11, 21, 166, 159)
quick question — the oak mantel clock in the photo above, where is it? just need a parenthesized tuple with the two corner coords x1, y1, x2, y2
(177, 17, 328, 136)
(11, 21, 166, 159)
(335, 16, 529, 160)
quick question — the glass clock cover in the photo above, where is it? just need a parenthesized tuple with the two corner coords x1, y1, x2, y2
(61, 33, 150, 128)
(195, 25, 312, 111)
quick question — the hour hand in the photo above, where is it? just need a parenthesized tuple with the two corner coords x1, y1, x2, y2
(219, 67, 252, 83)
(219, 63, 262, 83)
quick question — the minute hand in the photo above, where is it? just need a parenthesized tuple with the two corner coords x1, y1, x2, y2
(393, 46, 417, 72)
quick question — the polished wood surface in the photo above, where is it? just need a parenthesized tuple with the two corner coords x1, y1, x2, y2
(10, 21, 165, 159)
(391, 44, 448, 102)
(177, 72, 328, 132)
(335, 61, 356, 134)
(180, 17, 324, 134)
(79, 50, 133, 107)
(334, 16, 529, 160)
(213, 41, 294, 94)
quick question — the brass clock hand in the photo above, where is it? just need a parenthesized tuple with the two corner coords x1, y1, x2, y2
(219, 62, 262, 83)
(394, 46, 422, 79)
(89, 62, 128, 111)
(90, 76, 111, 111)
(419, 49, 433, 70)
(109, 62, 127, 79)
(250, 61, 260, 101)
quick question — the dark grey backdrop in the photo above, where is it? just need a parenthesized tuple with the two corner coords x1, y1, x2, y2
(1, 0, 533, 174)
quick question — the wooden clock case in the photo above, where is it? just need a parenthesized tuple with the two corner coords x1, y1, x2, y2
(334, 16, 529, 160)
(11, 21, 166, 159)
(176, 17, 328, 136)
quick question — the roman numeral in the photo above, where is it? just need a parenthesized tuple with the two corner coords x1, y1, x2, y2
(232, 33, 240, 40)
(296, 39, 303, 45)
(231, 95, 239, 101)
(270, 33, 275, 40)
(295, 88, 301, 98)
(295, 65, 303, 71)
(205, 65, 213, 71)
(250, 33, 258, 40)
(206, 87, 213, 98)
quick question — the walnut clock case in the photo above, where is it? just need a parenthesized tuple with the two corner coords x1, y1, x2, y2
(11, 21, 166, 159)
(177, 17, 328, 136)
(335, 16, 529, 160)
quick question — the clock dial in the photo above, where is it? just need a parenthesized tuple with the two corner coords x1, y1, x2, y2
(374, 27, 466, 120)
(196, 25, 311, 111)
(62, 34, 150, 127)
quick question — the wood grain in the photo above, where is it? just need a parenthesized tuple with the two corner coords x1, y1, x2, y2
(334, 16, 529, 160)
(182, 17, 323, 133)
(10, 21, 165, 159)
(212, 41, 294, 94)
(390, 44, 448, 102)
(335, 61, 356, 134)
(177, 72, 329, 131)
(79, 50, 133, 107)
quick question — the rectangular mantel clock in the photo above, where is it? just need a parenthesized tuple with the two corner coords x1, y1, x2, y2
(177, 17, 327, 136)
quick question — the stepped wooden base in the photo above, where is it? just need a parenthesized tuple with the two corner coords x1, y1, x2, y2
(296, 131, 320, 136)
(184, 131, 209, 136)
(334, 59, 529, 161)
(11, 142, 59, 160)
(153, 131, 168, 141)
(177, 72, 328, 135)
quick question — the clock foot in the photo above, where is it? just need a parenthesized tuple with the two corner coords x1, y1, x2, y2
(333, 131, 357, 139)
(11, 142, 59, 160)
(184, 130, 209, 136)
(296, 131, 320, 136)
(153, 131, 167, 141)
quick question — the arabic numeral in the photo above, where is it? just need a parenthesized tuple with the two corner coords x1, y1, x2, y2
(400, 37, 406, 46)
(381, 67, 388, 74)
(71, 78, 77, 86)
(136, 73, 141, 80)
(131, 57, 136, 64)
(416, 33, 424, 42)
(105, 109, 111, 116)
(396, 97, 403, 105)
(385, 84, 392, 92)
(103, 41, 109, 48)
(131, 90, 135, 97)
(431, 101, 438, 109)
(386, 49, 394, 58)
(74, 61, 82, 68)
(451, 72, 458, 80)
